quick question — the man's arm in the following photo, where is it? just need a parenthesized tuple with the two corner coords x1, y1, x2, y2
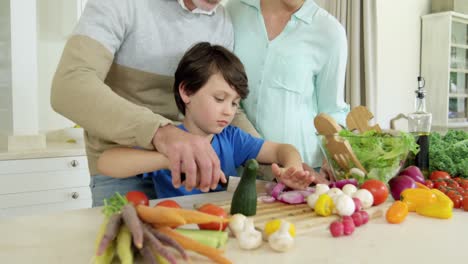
(97, 148, 169, 178)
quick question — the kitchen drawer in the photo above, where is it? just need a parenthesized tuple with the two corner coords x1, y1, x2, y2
(0, 186, 91, 213)
(0, 156, 90, 195)
(0, 156, 88, 174)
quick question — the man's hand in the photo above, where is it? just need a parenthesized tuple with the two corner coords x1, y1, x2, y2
(152, 125, 226, 192)
(271, 163, 314, 190)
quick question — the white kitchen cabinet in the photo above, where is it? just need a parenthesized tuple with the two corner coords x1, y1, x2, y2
(421, 11, 468, 132)
(0, 155, 91, 218)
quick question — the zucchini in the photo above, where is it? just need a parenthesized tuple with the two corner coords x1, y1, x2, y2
(230, 159, 258, 216)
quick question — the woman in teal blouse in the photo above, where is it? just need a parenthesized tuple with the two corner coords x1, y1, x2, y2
(226, 0, 350, 178)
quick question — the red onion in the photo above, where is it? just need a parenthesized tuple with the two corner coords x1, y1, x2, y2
(270, 182, 286, 199)
(398, 166, 425, 184)
(277, 191, 306, 204)
(329, 178, 358, 189)
(388, 175, 416, 200)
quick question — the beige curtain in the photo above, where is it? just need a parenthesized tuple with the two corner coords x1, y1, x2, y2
(314, 0, 378, 115)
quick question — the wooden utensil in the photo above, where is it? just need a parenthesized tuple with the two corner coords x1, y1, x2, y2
(314, 113, 367, 174)
(346, 106, 382, 133)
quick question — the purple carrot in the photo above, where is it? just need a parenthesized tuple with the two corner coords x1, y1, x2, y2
(121, 204, 144, 249)
(143, 226, 178, 264)
(96, 213, 122, 256)
(149, 227, 189, 260)
(140, 244, 157, 264)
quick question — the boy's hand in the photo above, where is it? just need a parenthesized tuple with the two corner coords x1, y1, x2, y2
(153, 125, 227, 192)
(271, 163, 315, 190)
(302, 163, 331, 185)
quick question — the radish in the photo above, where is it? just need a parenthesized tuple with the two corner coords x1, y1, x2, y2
(352, 197, 362, 212)
(351, 212, 363, 227)
(329, 221, 344, 237)
(359, 211, 370, 224)
(342, 219, 355, 236)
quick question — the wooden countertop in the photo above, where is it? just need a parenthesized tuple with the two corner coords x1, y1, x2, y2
(0, 180, 467, 264)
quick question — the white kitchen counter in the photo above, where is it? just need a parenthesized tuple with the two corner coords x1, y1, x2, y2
(0, 180, 467, 264)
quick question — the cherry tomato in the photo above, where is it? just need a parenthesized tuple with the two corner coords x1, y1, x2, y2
(424, 180, 434, 189)
(455, 187, 465, 195)
(430, 171, 451, 181)
(197, 203, 228, 231)
(126, 191, 149, 206)
(360, 179, 389, 206)
(155, 199, 181, 208)
(447, 181, 460, 189)
(434, 181, 447, 189)
(448, 193, 463, 209)
(454, 177, 463, 184)
(446, 189, 459, 197)
(463, 197, 468, 212)
(461, 181, 468, 191)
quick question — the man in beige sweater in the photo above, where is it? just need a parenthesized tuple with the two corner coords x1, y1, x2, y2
(51, 0, 257, 206)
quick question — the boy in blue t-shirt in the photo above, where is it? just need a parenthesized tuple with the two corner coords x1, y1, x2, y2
(97, 42, 315, 198)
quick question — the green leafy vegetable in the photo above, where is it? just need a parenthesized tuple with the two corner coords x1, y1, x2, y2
(429, 130, 468, 178)
(102, 192, 128, 217)
(337, 130, 419, 183)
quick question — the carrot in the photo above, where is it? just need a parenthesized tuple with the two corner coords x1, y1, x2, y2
(157, 226, 232, 264)
(150, 227, 189, 260)
(94, 218, 116, 264)
(122, 204, 143, 249)
(143, 226, 177, 264)
(96, 213, 122, 256)
(139, 244, 157, 264)
(116, 225, 133, 264)
(175, 208, 230, 225)
(137, 205, 187, 226)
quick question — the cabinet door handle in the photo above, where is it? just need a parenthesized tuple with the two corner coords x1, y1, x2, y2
(70, 160, 79, 167)
(71, 192, 80, 199)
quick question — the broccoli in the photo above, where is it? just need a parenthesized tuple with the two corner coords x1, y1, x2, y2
(429, 130, 468, 178)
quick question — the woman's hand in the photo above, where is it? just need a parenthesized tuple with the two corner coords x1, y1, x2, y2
(271, 163, 314, 190)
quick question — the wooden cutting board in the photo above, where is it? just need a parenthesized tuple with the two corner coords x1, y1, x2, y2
(196, 199, 384, 236)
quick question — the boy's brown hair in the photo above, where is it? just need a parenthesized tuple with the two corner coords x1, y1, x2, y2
(173, 42, 249, 115)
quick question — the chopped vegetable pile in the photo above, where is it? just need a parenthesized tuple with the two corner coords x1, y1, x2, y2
(429, 130, 468, 178)
(334, 130, 419, 183)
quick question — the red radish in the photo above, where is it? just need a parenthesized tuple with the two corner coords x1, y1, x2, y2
(329, 221, 344, 237)
(341, 215, 353, 224)
(342, 220, 355, 235)
(359, 211, 370, 224)
(351, 212, 363, 227)
(352, 197, 362, 212)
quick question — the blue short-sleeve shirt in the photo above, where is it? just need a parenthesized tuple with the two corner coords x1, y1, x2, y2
(145, 125, 264, 198)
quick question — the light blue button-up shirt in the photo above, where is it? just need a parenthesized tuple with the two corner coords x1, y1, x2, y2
(226, 0, 350, 168)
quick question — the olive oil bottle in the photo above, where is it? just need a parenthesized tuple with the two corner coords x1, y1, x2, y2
(407, 77, 432, 177)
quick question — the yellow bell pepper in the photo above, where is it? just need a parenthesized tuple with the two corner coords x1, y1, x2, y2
(400, 188, 437, 212)
(314, 194, 334, 217)
(415, 189, 453, 219)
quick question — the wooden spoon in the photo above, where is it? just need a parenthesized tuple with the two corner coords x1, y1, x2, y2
(314, 113, 367, 174)
(346, 106, 382, 133)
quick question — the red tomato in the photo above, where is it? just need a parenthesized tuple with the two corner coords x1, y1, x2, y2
(155, 200, 181, 208)
(461, 181, 468, 191)
(126, 191, 149, 206)
(197, 203, 228, 231)
(360, 179, 389, 206)
(430, 171, 451, 181)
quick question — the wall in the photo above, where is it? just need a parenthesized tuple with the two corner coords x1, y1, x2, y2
(0, 0, 12, 141)
(37, 0, 80, 132)
(375, 0, 431, 128)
